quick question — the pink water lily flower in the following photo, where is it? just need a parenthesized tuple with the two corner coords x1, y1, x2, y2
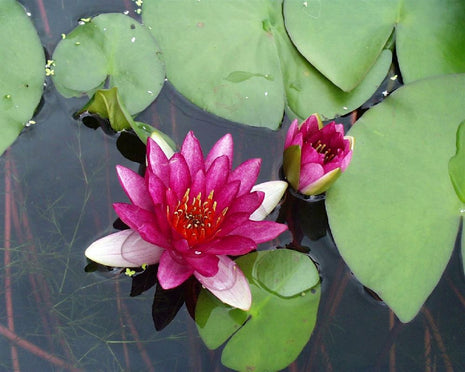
(86, 131, 288, 310)
(283, 113, 354, 196)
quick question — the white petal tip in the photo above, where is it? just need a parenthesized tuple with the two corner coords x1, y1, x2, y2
(250, 181, 288, 221)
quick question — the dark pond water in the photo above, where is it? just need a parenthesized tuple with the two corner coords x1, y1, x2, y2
(1, 0, 465, 370)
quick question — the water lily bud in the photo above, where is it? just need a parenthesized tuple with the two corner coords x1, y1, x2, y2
(283, 113, 354, 196)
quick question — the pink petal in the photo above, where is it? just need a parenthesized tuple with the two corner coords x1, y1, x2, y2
(184, 254, 219, 277)
(301, 114, 322, 138)
(113, 203, 170, 248)
(216, 212, 252, 236)
(116, 166, 154, 211)
(205, 133, 233, 171)
(152, 203, 172, 238)
(228, 158, 261, 196)
(289, 131, 303, 148)
(205, 155, 229, 194)
(157, 250, 194, 289)
(169, 153, 191, 199)
(284, 119, 299, 149)
(300, 168, 341, 195)
(340, 149, 353, 172)
(147, 137, 170, 186)
(299, 163, 324, 192)
(227, 191, 264, 216)
(181, 131, 205, 177)
(190, 169, 206, 200)
(85, 230, 163, 267)
(301, 145, 323, 165)
(214, 180, 240, 212)
(194, 256, 251, 310)
(229, 220, 288, 244)
(147, 172, 166, 206)
(198, 235, 256, 255)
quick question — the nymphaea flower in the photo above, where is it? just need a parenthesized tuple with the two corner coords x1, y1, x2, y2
(86, 131, 288, 310)
(283, 113, 354, 196)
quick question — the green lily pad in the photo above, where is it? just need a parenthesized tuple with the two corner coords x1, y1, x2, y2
(449, 120, 465, 203)
(284, 0, 465, 91)
(0, 0, 44, 156)
(325, 74, 465, 323)
(52, 13, 165, 115)
(254, 248, 319, 297)
(196, 250, 320, 371)
(142, 0, 390, 128)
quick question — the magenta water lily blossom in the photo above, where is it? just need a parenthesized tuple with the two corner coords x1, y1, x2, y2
(283, 113, 354, 196)
(86, 132, 288, 310)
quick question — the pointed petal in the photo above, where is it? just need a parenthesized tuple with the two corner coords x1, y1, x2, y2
(299, 163, 324, 192)
(169, 153, 191, 199)
(228, 191, 264, 216)
(115, 166, 153, 211)
(229, 220, 288, 244)
(147, 138, 170, 186)
(85, 230, 163, 267)
(181, 131, 204, 177)
(147, 172, 166, 205)
(229, 158, 261, 196)
(205, 133, 233, 170)
(190, 169, 206, 200)
(250, 181, 288, 221)
(194, 256, 252, 310)
(113, 203, 170, 248)
(157, 251, 194, 289)
(301, 144, 323, 165)
(215, 180, 240, 212)
(198, 235, 256, 255)
(301, 113, 323, 138)
(301, 168, 341, 195)
(205, 155, 229, 194)
(184, 254, 219, 277)
(284, 119, 299, 149)
(216, 212, 251, 237)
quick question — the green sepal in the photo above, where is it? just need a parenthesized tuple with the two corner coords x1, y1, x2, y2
(283, 145, 301, 191)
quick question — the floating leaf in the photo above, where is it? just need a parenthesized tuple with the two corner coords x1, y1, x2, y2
(196, 250, 320, 371)
(0, 0, 44, 155)
(284, 0, 465, 91)
(449, 120, 465, 203)
(143, 0, 390, 128)
(52, 13, 164, 115)
(325, 74, 465, 322)
(255, 248, 319, 297)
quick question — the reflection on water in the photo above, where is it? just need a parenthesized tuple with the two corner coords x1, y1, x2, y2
(0, 0, 464, 370)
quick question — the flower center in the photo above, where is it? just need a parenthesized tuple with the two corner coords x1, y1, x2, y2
(167, 188, 227, 246)
(312, 139, 337, 163)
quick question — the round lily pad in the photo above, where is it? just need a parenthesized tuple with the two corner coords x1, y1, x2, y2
(284, 0, 465, 91)
(326, 74, 465, 323)
(52, 13, 165, 115)
(196, 250, 320, 371)
(254, 248, 319, 297)
(143, 0, 390, 128)
(0, 0, 44, 155)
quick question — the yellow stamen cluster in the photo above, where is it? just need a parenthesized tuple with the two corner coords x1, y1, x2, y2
(167, 188, 227, 245)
